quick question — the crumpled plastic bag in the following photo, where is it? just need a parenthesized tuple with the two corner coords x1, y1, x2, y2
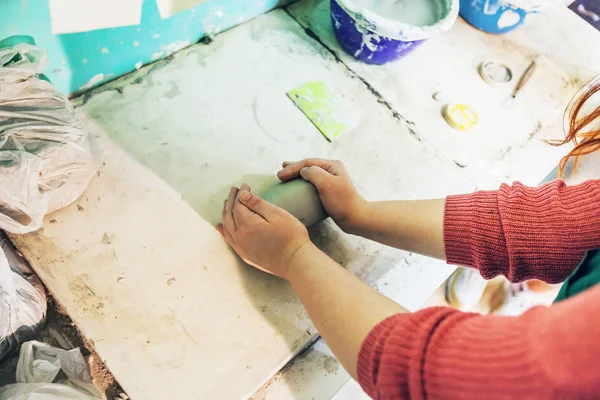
(0, 41, 101, 233)
(0, 232, 47, 362)
(0, 340, 102, 400)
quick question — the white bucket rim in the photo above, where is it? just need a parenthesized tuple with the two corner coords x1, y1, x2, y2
(333, 0, 460, 41)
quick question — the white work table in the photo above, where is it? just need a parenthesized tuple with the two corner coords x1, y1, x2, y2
(9, 2, 599, 400)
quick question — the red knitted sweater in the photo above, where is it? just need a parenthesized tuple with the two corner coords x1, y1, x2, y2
(357, 179, 600, 399)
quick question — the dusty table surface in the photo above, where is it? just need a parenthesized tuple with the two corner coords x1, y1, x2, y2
(287, 0, 585, 190)
(11, 1, 597, 398)
(10, 9, 476, 400)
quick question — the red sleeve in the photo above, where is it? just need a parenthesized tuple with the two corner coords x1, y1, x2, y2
(444, 179, 600, 283)
(358, 285, 600, 399)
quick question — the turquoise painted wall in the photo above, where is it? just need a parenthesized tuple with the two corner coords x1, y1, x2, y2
(1, 0, 293, 95)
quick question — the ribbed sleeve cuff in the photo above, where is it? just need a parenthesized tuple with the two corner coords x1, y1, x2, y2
(357, 315, 392, 398)
(357, 307, 546, 399)
(495, 179, 595, 283)
(357, 309, 457, 399)
(420, 309, 544, 398)
(444, 190, 509, 278)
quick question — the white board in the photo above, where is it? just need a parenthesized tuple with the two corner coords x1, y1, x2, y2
(156, 0, 207, 19)
(49, 0, 142, 34)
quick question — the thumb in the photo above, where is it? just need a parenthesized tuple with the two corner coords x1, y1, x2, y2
(300, 165, 331, 188)
(238, 190, 276, 221)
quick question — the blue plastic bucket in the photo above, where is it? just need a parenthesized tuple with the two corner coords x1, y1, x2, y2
(331, 0, 459, 65)
(459, 0, 544, 34)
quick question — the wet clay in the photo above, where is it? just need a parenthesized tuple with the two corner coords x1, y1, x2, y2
(351, 0, 442, 27)
(259, 179, 328, 226)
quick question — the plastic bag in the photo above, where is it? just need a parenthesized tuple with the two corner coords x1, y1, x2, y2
(0, 340, 102, 399)
(0, 41, 101, 233)
(0, 233, 47, 361)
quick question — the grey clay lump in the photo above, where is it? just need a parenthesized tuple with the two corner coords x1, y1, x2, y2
(259, 179, 328, 226)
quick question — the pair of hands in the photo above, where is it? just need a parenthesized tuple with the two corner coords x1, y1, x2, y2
(216, 159, 366, 280)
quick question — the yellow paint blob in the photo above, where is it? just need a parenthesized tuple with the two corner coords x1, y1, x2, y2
(442, 103, 479, 131)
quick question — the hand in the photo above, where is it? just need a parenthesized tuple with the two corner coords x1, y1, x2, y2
(277, 159, 366, 233)
(216, 184, 311, 279)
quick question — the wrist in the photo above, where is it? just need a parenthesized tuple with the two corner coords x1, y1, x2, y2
(343, 199, 370, 235)
(284, 241, 320, 282)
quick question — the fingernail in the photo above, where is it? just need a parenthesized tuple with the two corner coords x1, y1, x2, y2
(240, 191, 251, 202)
(300, 167, 308, 177)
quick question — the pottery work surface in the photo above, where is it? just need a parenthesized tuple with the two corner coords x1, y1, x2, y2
(11, 10, 472, 400)
(289, 0, 587, 188)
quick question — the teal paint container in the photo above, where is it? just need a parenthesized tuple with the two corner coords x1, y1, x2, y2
(459, 0, 556, 34)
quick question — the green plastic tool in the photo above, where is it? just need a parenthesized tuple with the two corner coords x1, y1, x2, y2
(287, 81, 359, 142)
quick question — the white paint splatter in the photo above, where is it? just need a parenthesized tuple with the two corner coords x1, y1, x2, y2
(482, 0, 500, 15)
(152, 33, 161, 39)
(499, 0, 549, 13)
(135, 62, 143, 69)
(497, 9, 521, 28)
(161, 40, 191, 56)
(149, 40, 190, 62)
(101, 47, 109, 54)
(353, 23, 381, 58)
(82, 58, 88, 64)
(133, 40, 140, 47)
(332, 12, 342, 29)
(201, 8, 228, 35)
(81, 73, 105, 90)
(152, 51, 165, 60)
(577, 3, 600, 22)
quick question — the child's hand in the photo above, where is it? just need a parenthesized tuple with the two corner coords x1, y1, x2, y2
(217, 184, 311, 280)
(277, 159, 366, 233)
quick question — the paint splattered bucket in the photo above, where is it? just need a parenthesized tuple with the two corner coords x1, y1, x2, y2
(459, 0, 552, 34)
(331, 0, 459, 65)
